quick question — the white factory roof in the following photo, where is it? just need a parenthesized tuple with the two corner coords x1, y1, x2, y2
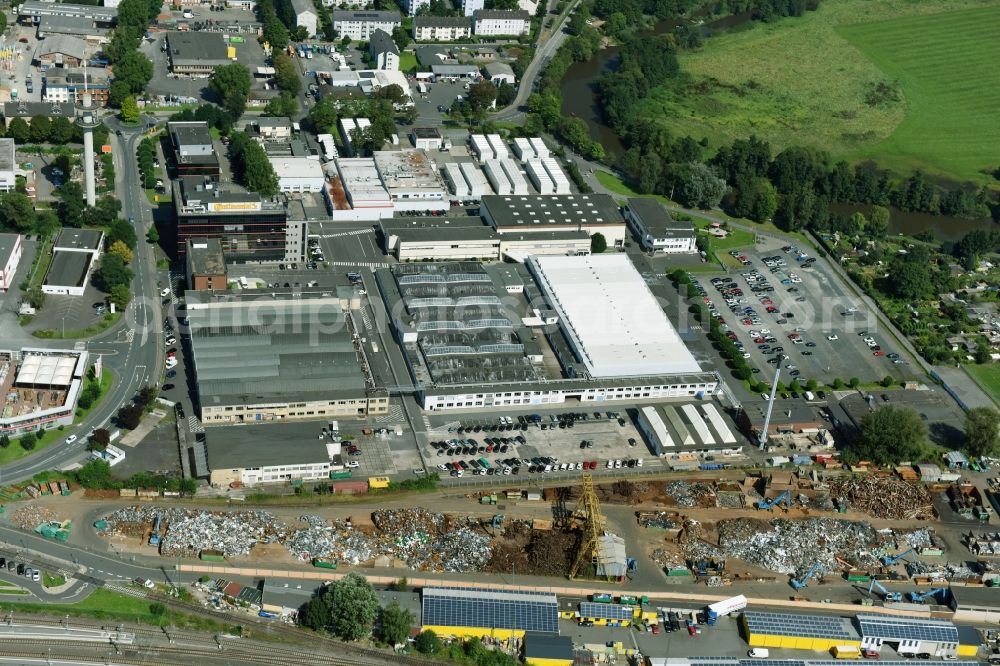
(268, 157, 325, 180)
(15, 352, 78, 387)
(529, 254, 701, 378)
(335, 157, 392, 206)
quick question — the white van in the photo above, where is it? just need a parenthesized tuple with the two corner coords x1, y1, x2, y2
(238, 276, 249, 289)
(748, 649, 770, 659)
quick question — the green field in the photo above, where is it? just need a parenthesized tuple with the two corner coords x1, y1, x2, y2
(966, 364, 1000, 407)
(640, 0, 1000, 182)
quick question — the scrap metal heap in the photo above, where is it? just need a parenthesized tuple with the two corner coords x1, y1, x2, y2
(828, 475, 933, 520)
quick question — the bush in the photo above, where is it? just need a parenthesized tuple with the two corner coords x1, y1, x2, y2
(881, 375, 894, 387)
(849, 377, 861, 388)
(832, 378, 845, 389)
(149, 602, 166, 616)
(20, 431, 37, 450)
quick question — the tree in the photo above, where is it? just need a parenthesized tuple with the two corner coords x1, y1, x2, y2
(56, 182, 86, 228)
(117, 403, 143, 430)
(868, 205, 890, 238)
(965, 407, 1000, 457)
(391, 26, 411, 49)
(272, 52, 301, 94)
(467, 80, 498, 111)
(377, 601, 413, 646)
(308, 98, 339, 133)
(886, 257, 933, 300)
(109, 240, 134, 264)
(0, 434, 9, 449)
(852, 405, 927, 465)
(147, 226, 160, 243)
(849, 377, 860, 388)
(668, 162, 726, 209)
(298, 594, 332, 631)
(149, 602, 166, 616)
(49, 117, 75, 145)
(93, 253, 133, 292)
(6, 118, 29, 144)
(106, 216, 137, 250)
(0, 192, 38, 232)
(590, 232, 607, 254)
(496, 82, 517, 107)
(228, 132, 279, 196)
(110, 284, 132, 310)
(76, 459, 112, 488)
(263, 91, 299, 119)
(329, 573, 378, 641)
(414, 629, 441, 654)
(20, 431, 36, 450)
(373, 84, 406, 105)
(109, 51, 153, 107)
(210, 63, 253, 119)
(121, 96, 140, 124)
(29, 116, 51, 144)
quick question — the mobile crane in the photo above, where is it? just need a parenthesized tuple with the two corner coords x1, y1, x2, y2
(908, 588, 948, 604)
(791, 562, 825, 590)
(881, 548, 916, 566)
(756, 490, 792, 511)
(867, 579, 903, 602)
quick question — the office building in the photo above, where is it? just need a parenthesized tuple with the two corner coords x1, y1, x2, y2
(0, 139, 14, 193)
(186, 289, 389, 424)
(0, 348, 90, 436)
(168, 121, 221, 180)
(373, 150, 448, 213)
(166, 32, 231, 75)
(413, 16, 471, 41)
(624, 198, 697, 253)
(43, 228, 103, 296)
(473, 9, 529, 35)
(42, 68, 110, 106)
(481, 194, 627, 247)
(332, 11, 401, 40)
(0, 233, 23, 292)
(185, 238, 227, 291)
(268, 157, 326, 193)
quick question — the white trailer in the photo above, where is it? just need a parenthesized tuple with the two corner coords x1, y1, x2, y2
(443, 162, 471, 197)
(512, 137, 535, 161)
(483, 159, 512, 194)
(486, 134, 508, 160)
(526, 159, 555, 194)
(339, 118, 358, 156)
(459, 162, 490, 198)
(529, 137, 550, 159)
(469, 134, 493, 160)
(542, 158, 571, 195)
(706, 595, 747, 621)
(500, 159, 529, 195)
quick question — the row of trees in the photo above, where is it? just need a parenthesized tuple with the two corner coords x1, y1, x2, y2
(103, 0, 157, 106)
(137, 136, 159, 190)
(1, 116, 102, 146)
(307, 96, 399, 154)
(75, 458, 197, 494)
(210, 63, 254, 121)
(228, 132, 279, 197)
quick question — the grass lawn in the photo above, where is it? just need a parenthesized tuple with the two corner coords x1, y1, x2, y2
(595, 170, 639, 197)
(399, 51, 418, 74)
(33, 311, 122, 340)
(43, 573, 66, 588)
(965, 364, 1000, 407)
(641, 0, 999, 182)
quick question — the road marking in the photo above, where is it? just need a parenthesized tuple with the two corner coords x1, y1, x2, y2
(319, 228, 373, 239)
(324, 260, 390, 269)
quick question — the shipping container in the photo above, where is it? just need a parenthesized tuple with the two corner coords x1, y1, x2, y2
(499, 159, 528, 195)
(529, 137, 550, 159)
(512, 137, 535, 161)
(200, 549, 225, 561)
(312, 559, 338, 569)
(483, 160, 512, 195)
(832, 646, 860, 659)
(486, 134, 508, 160)
(330, 480, 368, 494)
(469, 134, 493, 160)
(459, 162, 489, 198)
(443, 162, 471, 197)
(329, 470, 353, 479)
(526, 159, 555, 194)
(368, 476, 390, 489)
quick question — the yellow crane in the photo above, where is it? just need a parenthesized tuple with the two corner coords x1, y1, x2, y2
(569, 472, 618, 582)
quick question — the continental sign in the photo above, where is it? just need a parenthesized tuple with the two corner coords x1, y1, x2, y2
(208, 201, 261, 212)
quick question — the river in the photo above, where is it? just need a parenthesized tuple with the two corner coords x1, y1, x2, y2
(830, 204, 996, 243)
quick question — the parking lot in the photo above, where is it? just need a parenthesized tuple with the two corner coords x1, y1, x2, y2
(426, 410, 659, 479)
(690, 238, 910, 387)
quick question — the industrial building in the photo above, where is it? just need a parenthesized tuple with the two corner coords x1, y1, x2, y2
(624, 198, 697, 254)
(379, 216, 500, 261)
(523, 633, 573, 666)
(483, 62, 516, 85)
(658, 661, 960, 666)
(413, 16, 472, 41)
(37, 13, 111, 40)
(43, 228, 103, 296)
(951, 585, 1000, 623)
(372, 150, 448, 213)
(480, 194, 627, 247)
(377, 259, 718, 411)
(186, 289, 389, 425)
(368, 29, 399, 70)
(743, 612, 861, 652)
(331, 11, 401, 40)
(329, 157, 395, 221)
(18, 2, 117, 28)
(637, 402, 742, 456)
(499, 231, 590, 262)
(166, 32, 231, 76)
(173, 176, 302, 264)
(410, 127, 444, 151)
(0, 139, 15, 194)
(577, 602, 633, 627)
(34, 35, 87, 68)
(0, 348, 90, 436)
(42, 68, 110, 106)
(529, 254, 702, 377)
(473, 9, 530, 35)
(168, 121, 221, 181)
(856, 614, 974, 659)
(268, 157, 326, 193)
(739, 399, 824, 439)
(0, 233, 22, 292)
(420, 587, 558, 639)
(203, 422, 341, 487)
(185, 238, 227, 291)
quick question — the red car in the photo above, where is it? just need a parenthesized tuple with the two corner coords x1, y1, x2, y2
(767, 306, 778, 313)
(862, 650, 879, 659)
(741, 318, 752, 326)
(651, 623, 661, 635)
(754, 337, 765, 344)
(873, 351, 885, 357)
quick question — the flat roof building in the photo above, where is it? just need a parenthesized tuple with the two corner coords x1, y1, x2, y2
(268, 157, 326, 193)
(166, 32, 231, 75)
(3, 101, 75, 125)
(0, 233, 23, 293)
(372, 150, 448, 213)
(18, 1, 117, 26)
(413, 16, 471, 41)
(523, 633, 573, 666)
(186, 289, 388, 425)
(42, 68, 110, 106)
(332, 10, 401, 40)
(168, 121, 221, 181)
(481, 194, 627, 247)
(379, 216, 500, 261)
(624, 198, 697, 254)
(330, 157, 395, 221)
(739, 399, 824, 439)
(421, 587, 558, 639)
(185, 238, 227, 291)
(528, 254, 701, 377)
(43, 228, 103, 296)
(0, 348, 89, 436)
(204, 422, 337, 487)
(36, 14, 111, 39)
(0, 138, 15, 194)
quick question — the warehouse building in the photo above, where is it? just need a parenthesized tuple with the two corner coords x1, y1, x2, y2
(856, 614, 974, 658)
(166, 32, 231, 76)
(18, 2, 117, 28)
(173, 176, 304, 264)
(577, 602, 633, 627)
(373, 150, 448, 213)
(410, 127, 444, 151)
(185, 238, 227, 291)
(481, 194, 627, 248)
(204, 422, 340, 487)
(268, 157, 326, 193)
(379, 216, 500, 261)
(637, 402, 743, 456)
(951, 585, 1000, 623)
(329, 157, 395, 221)
(624, 198, 697, 254)
(37, 13, 112, 40)
(0, 233, 23, 293)
(43, 228, 103, 296)
(523, 633, 573, 666)
(34, 35, 87, 68)
(739, 399, 824, 439)
(499, 230, 590, 262)
(3, 101, 75, 126)
(529, 254, 701, 377)
(421, 587, 558, 639)
(743, 611, 861, 652)
(0, 348, 89, 436)
(187, 289, 389, 425)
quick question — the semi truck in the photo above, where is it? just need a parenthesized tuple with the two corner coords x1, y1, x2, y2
(706, 595, 748, 624)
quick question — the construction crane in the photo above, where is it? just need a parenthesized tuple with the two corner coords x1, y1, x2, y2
(569, 472, 617, 583)
(908, 588, 948, 604)
(867, 579, 903, 602)
(881, 548, 916, 566)
(791, 562, 825, 590)
(756, 490, 792, 511)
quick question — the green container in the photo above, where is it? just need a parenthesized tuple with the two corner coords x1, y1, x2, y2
(229, 36, 244, 43)
(312, 559, 337, 569)
(200, 550, 225, 561)
(847, 573, 871, 582)
(666, 568, 691, 577)
(329, 470, 352, 479)
(94, 519, 107, 530)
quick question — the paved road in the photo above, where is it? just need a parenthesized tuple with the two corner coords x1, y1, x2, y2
(0, 120, 164, 483)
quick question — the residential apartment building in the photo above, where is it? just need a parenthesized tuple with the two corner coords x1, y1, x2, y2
(331, 10, 401, 40)
(413, 16, 471, 41)
(473, 9, 529, 35)
(368, 29, 399, 70)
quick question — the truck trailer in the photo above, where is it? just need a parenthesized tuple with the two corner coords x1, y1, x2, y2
(706, 594, 747, 624)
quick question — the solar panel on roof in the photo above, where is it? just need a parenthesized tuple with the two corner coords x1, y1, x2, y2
(857, 617, 958, 643)
(421, 588, 557, 633)
(579, 603, 632, 620)
(743, 612, 857, 641)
